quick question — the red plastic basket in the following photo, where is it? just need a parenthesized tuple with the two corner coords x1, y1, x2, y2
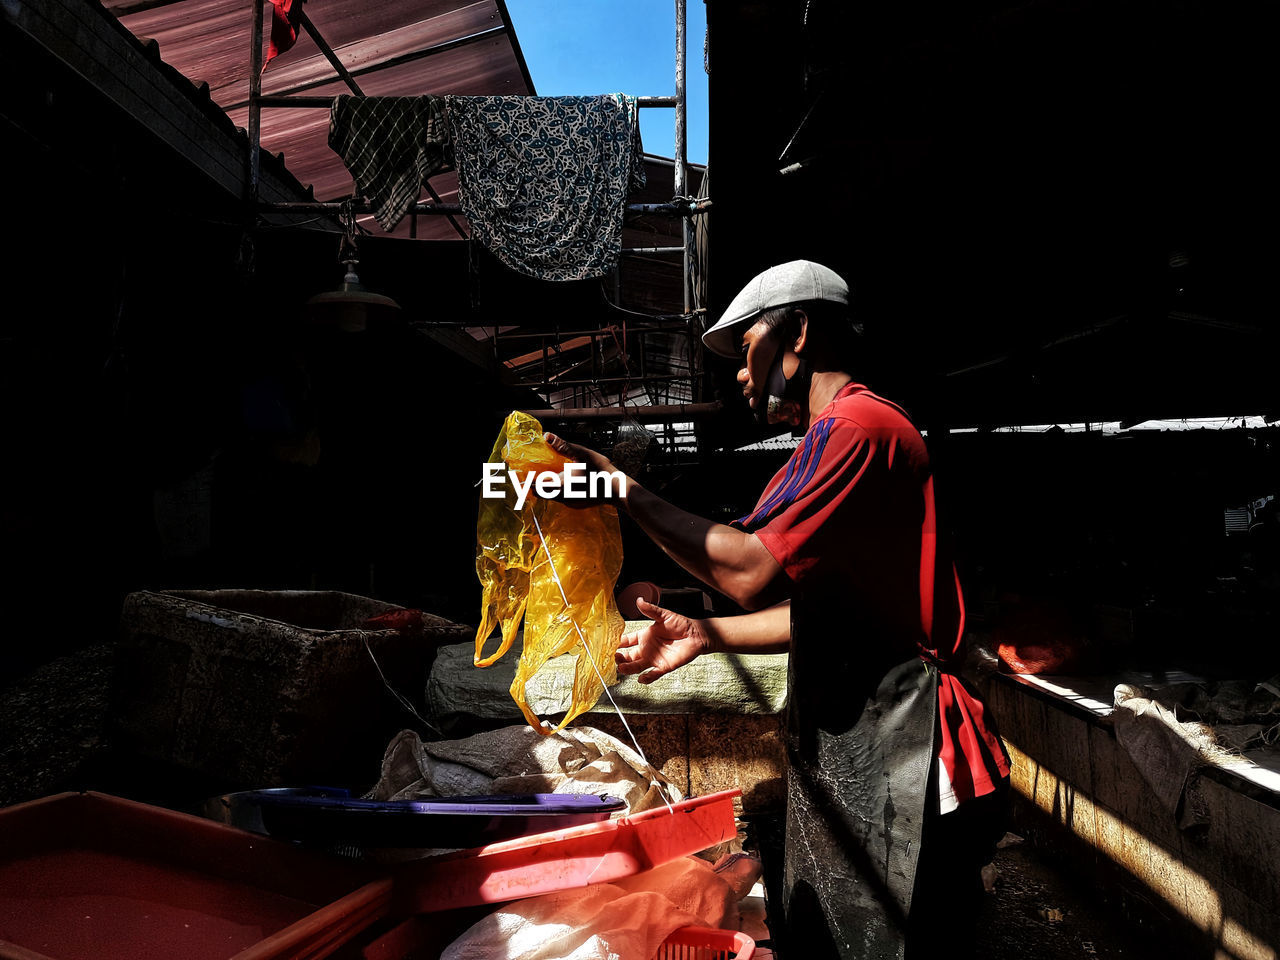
(391, 790, 741, 913)
(656, 925, 756, 960)
(353, 918, 756, 960)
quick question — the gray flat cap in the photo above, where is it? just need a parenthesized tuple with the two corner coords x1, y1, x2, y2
(701, 260, 849, 358)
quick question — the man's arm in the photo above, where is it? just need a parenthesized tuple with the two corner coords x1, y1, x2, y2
(616, 598, 791, 684)
(544, 433, 789, 610)
(622, 482, 789, 610)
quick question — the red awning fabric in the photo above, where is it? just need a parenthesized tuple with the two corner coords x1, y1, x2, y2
(265, 0, 305, 71)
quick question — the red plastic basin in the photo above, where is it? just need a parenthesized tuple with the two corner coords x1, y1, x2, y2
(0, 792, 391, 960)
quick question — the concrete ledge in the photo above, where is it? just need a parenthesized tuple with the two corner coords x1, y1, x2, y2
(984, 670, 1280, 960)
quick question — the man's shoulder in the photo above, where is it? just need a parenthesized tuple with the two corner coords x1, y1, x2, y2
(825, 387, 919, 435)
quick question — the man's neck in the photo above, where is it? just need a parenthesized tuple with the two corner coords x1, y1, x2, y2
(807, 370, 854, 425)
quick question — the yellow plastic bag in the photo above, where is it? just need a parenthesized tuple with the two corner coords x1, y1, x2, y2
(474, 411, 624, 733)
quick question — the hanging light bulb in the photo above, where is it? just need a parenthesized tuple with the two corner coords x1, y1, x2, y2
(306, 199, 401, 332)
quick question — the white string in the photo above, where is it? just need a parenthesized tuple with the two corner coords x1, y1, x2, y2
(529, 505, 675, 815)
(362, 634, 442, 736)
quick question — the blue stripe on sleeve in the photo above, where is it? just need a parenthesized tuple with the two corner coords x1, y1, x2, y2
(738, 417, 835, 529)
(738, 439, 805, 526)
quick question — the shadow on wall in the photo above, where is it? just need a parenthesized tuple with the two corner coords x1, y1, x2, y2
(988, 675, 1280, 960)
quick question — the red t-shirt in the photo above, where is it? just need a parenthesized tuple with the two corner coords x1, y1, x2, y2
(733, 382, 1010, 810)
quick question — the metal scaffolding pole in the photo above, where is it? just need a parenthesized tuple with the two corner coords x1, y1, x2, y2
(258, 94, 680, 109)
(524, 374, 692, 390)
(494, 322, 689, 339)
(260, 200, 710, 217)
(297, 10, 361, 96)
(519, 402, 721, 422)
(674, 0, 690, 317)
(239, 0, 709, 432)
(249, 9, 468, 238)
(246, 0, 264, 207)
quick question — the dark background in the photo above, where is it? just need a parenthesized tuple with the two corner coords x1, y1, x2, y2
(2, 0, 1275, 681)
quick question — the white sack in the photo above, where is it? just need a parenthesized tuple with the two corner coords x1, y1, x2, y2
(439, 885, 702, 960)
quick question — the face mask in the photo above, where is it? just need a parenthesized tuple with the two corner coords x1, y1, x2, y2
(757, 334, 809, 429)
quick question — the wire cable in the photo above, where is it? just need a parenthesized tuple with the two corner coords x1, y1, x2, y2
(529, 506, 676, 814)
(361, 634, 443, 737)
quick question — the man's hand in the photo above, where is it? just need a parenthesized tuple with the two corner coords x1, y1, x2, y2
(543, 432, 631, 504)
(615, 597, 712, 684)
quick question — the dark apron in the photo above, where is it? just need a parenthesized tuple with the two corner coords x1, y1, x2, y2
(781, 607, 939, 960)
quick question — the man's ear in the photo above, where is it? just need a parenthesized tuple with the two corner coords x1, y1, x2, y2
(791, 309, 810, 355)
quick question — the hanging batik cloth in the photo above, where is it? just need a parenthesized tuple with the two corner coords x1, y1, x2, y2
(474, 411, 625, 733)
(447, 95, 646, 281)
(328, 96, 453, 231)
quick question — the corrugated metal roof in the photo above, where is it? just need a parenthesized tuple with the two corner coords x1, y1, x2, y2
(103, 0, 535, 240)
(92, 0, 708, 424)
(728, 433, 801, 454)
(101, 1, 703, 247)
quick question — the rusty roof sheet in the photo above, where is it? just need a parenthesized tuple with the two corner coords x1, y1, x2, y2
(104, 0, 534, 240)
(95, 0, 706, 416)
(101, 0, 701, 244)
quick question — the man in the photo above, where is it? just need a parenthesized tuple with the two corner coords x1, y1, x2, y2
(545, 260, 1010, 959)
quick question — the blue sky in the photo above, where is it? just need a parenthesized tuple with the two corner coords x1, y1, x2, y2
(504, 1, 709, 166)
